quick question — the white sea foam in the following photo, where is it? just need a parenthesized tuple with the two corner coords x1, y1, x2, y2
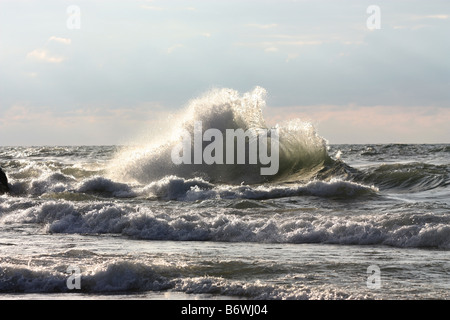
(2, 196, 448, 249)
(143, 175, 214, 200)
(0, 259, 363, 299)
(143, 175, 378, 201)
(6, 173, 136, 198)
(76, 176, 136, 198)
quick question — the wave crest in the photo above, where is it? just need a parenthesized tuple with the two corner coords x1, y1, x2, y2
(144, 175, 378, 201)
(107, 87, 332, 185)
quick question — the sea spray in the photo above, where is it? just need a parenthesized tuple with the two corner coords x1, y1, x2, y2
(170, 121, 280, 175)
(107, 87, 331, 184)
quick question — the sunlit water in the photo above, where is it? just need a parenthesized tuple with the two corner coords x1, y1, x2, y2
(1, 143, 449, 300)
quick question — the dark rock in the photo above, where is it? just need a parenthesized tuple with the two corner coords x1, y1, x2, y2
(0, 167, 9, 194)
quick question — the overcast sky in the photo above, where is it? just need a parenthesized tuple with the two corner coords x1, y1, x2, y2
(0, 0, 449, 145)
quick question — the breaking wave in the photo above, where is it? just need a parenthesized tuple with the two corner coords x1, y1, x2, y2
(0, 260, 358, 299)
(2, 197, 448, 249)
(107, 87, 333, 185)
(144, 175, 377, 201)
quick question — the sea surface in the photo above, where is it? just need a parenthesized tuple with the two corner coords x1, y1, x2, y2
(1, 89, 449, 300)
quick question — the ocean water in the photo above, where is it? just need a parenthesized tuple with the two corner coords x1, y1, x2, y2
(1, 89, 449, 300)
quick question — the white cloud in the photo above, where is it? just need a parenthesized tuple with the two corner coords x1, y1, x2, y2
(420, 14, 449, 20)
(140, 4, 196, 11)
(264, 47, 279, 52)
(264, 105, 450, 144)
(47, 36, 71, 45)
(246, 23, 278, 29)
(26, 49, 65, 63)
(26, 72, 38, 78)
(167, 44, 184, 54)
(342, 41, 364, 45)
(234, 40, 322, 49)
(140, 5, 164, 11)
(409, 14, 449, 21)
(0, 103, 169, 145)
(285, 53, 299, 62)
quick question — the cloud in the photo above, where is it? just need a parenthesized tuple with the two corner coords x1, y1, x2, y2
(0, 103, 170, 145)
(392, 13, 448, 30)
(246, 23, 278, 29)
(264, 47, 279, 52)
(26, 49, 65, 63)
(26, 72, 38, 78)
(47, 36, 71, 45)
(26, 36, 70, 64)
(285, 53, 299, 62)
(234, 40, 322, 50)
(167, 44, 184, 54)
(412, 14, 449, 20)
(140, 5, 164, 11)
(140, 4, 196, 11)
(424, 14, 449, 19)
(264, 105, 450, 144)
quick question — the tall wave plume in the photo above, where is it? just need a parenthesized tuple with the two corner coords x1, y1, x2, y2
(107, 87, 334, 185)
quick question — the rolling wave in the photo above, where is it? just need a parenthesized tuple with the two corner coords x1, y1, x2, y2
(352, 162, 450, 192)
(107, 87, 332, 185)
(2, 198, 448, 249)
(0, 259, 356, 299)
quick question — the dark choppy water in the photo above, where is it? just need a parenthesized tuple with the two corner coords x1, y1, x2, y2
(0, 143, 449, 299)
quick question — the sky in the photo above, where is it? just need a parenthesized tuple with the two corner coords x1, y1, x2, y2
(0, 0, 449, 145)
